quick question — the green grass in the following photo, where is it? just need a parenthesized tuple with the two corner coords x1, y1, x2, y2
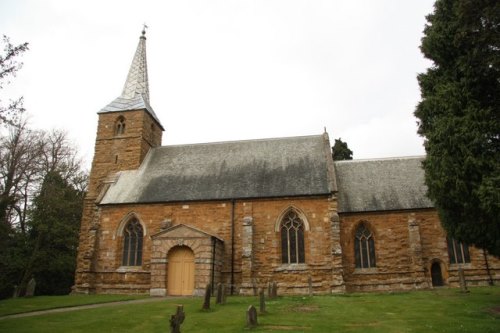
(0, 294, 147, 316)
(0, 287, 499, 332)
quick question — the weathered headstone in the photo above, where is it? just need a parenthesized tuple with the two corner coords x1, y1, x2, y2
(267, 282, 272, 298)
(458, 267, 469, 293)
(308, 276, 313, 297)
(202, 283, 211, 310)
(169, 305, 185, 333)
(25, 277, 36, 297)
(271, 281, 278, 298)
(12, 285, 19, 298)
(246, 305, 258, 328)
(259, 288, 266, 314)
(216, 283, 223, 304)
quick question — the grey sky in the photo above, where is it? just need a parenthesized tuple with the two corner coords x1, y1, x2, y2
(1, 0, 435, 168)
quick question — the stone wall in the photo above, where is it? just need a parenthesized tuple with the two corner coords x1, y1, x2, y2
(340, 209, 500, 292)
(75, 195, 345, 295)
(74, 109, 162, 294)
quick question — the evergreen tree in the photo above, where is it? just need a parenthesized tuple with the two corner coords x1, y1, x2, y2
(415, 0, 499, 255)
(19, 171, 84, 295)
(332, 138, 353, 161)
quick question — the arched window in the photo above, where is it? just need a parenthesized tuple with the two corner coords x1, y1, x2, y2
(122, 219, 143, 266)
(447, 238, 470, 264)
(115, 116, 126, 135)
(354, 222, 376, 268)
(280, 210, 305, 264)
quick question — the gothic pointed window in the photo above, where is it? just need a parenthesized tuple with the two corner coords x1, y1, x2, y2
(115, 116, 126, 135)
(280, 210, 305, 264)
(447, 238, 470, 264)
(122, 219, 143, 266)
(354, 222, 376, 268)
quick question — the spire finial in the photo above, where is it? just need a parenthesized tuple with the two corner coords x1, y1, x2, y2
(142, 23, 148, 37)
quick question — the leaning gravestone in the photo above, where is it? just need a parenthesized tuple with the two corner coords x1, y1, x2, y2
(202, 283, 211, 310)
(169, 305, 185, 333)
(246, 305, 258, 328)
(259, 288, 266, 314)
(25, 277, 36, 297)
(458, 267, 469, 293)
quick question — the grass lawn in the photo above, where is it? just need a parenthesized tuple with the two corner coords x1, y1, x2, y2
(0, 287, 499, 332)
(0, 294, 147, 316)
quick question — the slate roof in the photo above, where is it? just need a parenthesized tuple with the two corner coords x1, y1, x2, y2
(334, 156, 434, 213)
(100, 134, 335, 204)
(98, 29, 164, 130)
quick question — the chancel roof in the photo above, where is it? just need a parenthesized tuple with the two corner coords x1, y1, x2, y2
(100, 134, 336, 204)
(334, 156, 434, 213)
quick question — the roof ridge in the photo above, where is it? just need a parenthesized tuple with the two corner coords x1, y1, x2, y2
(334, 155, 425, 164)
(156, 134, 325, 149)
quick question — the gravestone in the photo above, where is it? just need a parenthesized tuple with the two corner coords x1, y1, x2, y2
(246, 305, 258, 328)
(308, 276, 313, 296)
(221, 283, 227, 304)
(267, 282, 272, 298)
(271, 281, 278, 298)
(12, 285, 19, 298)
(25, 277, 36, 297)
(169, 305, 185, 333)
(202, 283, 211, 310)
(216, 283, 223, 304)
(458, 268, 469, 293)
(259, 288, 266, 314)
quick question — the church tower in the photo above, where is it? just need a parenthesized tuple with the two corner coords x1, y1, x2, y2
(74, 28, 163, 293)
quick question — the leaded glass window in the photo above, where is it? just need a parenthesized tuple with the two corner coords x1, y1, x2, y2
(122, 219, 143, 266)
(354, 223, 376, 268)
(280, 211, 305, 264)
(447, 238, 470, 264)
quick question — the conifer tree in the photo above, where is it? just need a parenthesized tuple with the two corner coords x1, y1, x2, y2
(415, 0, 499, 256)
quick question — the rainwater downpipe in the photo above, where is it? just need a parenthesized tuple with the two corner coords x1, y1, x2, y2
(211, 236, 216, 294)
(483, 249, 493, 286)
(230, 199, 235, 295)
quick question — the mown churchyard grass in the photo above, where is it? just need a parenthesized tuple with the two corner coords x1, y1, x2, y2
(0, 287, 498, 332)
(0, 294, 147, 316)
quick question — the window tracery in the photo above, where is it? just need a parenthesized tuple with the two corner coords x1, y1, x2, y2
(280, 210, 305, 264)
(354, 222, 376, 268)
(122, 219, 143, 266)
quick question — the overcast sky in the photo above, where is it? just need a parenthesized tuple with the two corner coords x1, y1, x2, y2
(1, 0, 436, 169)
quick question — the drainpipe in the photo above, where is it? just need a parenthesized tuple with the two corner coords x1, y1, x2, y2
(230, 199, 235, 295)
(211, 236, 216, 294)
(483, 249, 494, 286)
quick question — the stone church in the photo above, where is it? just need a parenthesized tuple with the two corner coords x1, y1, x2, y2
(74, 30, 498, 296)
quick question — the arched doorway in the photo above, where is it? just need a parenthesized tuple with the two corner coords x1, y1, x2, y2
(167, 246, 195, 296)
(431, 262, 444, 287)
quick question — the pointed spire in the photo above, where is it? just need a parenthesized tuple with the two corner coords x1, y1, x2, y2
(99, 27, 164, 130)
(121, 27, 150, 102)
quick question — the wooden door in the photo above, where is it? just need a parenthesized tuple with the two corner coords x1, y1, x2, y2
(168, 246, 195, 296)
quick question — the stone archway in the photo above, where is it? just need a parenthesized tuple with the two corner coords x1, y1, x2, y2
(149, 224, 224, 297)
(431, 261, 444, 287)
(167, 246, 195, 296)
